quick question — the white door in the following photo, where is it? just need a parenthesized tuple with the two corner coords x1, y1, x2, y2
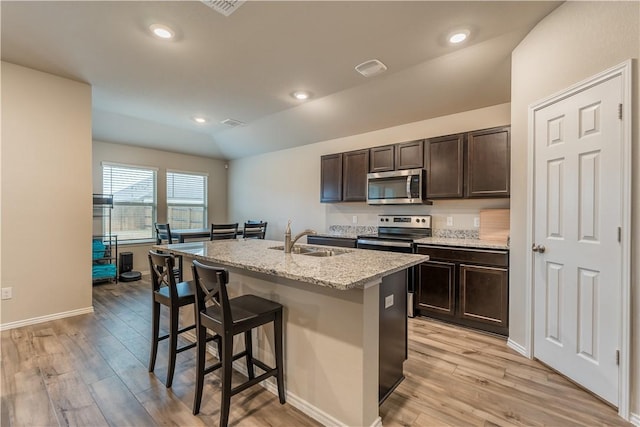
(533, 74, 622, 406)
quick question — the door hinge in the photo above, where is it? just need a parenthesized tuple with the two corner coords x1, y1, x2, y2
(616, 350, 620, 365)
(618, 227, 621, 242)
(618, 103, 623, 120)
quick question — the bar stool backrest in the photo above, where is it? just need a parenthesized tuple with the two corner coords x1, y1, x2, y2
(192, 260, 232, 333)
(148, 250, 179, 301)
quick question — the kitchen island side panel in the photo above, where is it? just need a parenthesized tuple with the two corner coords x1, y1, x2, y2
(211, 265, 381, 427)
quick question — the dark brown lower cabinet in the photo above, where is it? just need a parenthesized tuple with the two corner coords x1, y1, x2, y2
(416, 245, 508, 336)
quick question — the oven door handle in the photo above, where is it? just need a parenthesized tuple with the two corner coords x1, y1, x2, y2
(357, 239, 414, 248)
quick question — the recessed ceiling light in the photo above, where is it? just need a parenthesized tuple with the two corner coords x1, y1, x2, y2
(192, 116, 207, 124)
(449, 30, 469, 44)
(292, 91, 311, 101)
(150, 24, 175, 40)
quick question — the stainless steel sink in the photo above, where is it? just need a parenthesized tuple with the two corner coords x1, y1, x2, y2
(269, 245, 351, 257)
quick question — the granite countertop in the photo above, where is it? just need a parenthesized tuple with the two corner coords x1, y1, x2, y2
(414, 237, 509, 250)
(154, 239, 428, 291)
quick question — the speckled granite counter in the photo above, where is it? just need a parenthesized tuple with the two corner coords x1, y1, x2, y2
(414, 236, 509, 250)
(155, 238, 428, 290)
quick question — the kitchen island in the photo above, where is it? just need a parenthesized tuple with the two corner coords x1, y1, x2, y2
(155, 238, 428, 427)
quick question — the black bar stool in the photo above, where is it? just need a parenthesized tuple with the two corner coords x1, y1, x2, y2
(154, 223, 183, 282)
(191, 260, 285, 426)
(148, 250, 220, 388)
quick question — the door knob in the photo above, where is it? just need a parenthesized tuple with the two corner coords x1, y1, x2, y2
(532, 244, 546, 253)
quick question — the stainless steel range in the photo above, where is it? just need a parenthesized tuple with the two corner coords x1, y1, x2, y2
(356, 214, 432, 252)
(356, 214, 432, 316)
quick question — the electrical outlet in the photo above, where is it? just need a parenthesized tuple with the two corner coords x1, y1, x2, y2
(474, 217, 480, 227)
(1, 287, 12, 300)
(352, 215, 358, 224)
(446, 216, 454, 227)
(384, 294, 394, 309)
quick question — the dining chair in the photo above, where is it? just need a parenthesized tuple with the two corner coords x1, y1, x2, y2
(154, 223, 183, 282)
(242, 221, 268, 239)
(147, 251, 220, 388)
(191, 260, 285, 426)
(210, 223, 239, 240)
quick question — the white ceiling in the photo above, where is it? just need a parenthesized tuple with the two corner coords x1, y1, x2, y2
(1, 1, 560, 160)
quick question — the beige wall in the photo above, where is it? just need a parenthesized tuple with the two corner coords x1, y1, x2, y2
(1, 62, 93, 325)
(510, 1, 640, 416)
(228, 103, 511, 240)
(92, 141, 228, 272)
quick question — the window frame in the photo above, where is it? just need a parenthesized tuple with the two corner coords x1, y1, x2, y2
(166, 169, 208, 230)
(102, 161, 158, 243)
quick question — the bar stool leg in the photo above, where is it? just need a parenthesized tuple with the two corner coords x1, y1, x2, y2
(244, 331, 255, 380)
(192, 324, 207, 415)
(274, 310, 286, 404)
(166, 306, 179, 388)
(149, 301, 160, 372)
(220, 333, 234, 427)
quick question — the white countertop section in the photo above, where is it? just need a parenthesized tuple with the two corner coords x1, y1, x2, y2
(155, 239, 428, 290)
(414, 237, 509, 250)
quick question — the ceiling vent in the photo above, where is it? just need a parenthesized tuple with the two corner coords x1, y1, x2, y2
(355, 59, 388, 78)
(220, 118, 246, 127)
(201, 0, 246, 17)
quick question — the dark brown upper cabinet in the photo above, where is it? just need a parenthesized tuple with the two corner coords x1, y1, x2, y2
(424, 133, 465, 199)
(342, 149, 369, 201)
(320, 149, 369, 203)
(320, 153, 342, 202)
(395, 140, 424, 170)
(466, 126, 510, 198)
(369, 145, 395, 172)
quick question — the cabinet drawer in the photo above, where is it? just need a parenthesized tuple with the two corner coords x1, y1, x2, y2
(416, 245, 508, 267)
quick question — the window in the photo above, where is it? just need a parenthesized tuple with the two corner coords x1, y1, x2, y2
(103, 163, 157, 241)
(167, 170, 207, 229)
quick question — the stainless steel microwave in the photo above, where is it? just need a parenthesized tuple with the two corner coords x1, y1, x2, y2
(366, 168, 427, 205)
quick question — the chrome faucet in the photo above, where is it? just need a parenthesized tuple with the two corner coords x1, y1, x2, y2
(284, 220, 317, 253)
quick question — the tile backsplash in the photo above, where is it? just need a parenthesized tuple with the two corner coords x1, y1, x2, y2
(324, 199, 510, 234)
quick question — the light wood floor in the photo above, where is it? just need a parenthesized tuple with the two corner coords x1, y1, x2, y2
(1, 277, 629, 426)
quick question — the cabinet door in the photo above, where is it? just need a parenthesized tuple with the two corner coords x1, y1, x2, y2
(395, 140, 424, 170)
(466, 126, 510, 198)
(320, 153, 343, 202)
(459, 264, 508, 331)
(342, 149, 369, 201)
(369, 145, 395, 172)
(417, 261, 456, 317)
(424, 133, 464, 198)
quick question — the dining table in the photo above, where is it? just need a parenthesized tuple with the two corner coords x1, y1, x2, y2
(170, 228, 210, 243)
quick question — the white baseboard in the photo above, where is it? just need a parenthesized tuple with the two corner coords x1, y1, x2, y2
(507, 338, 529, 358)
(629, 412, 640, 426)
(184, 331, 363, 427)
(0, 306, 94, 331)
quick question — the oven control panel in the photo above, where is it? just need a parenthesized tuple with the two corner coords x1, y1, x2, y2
(378, 215, 431, 228)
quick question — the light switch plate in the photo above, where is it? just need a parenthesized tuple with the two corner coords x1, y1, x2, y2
(1, 287, 12, 300)
(474, 217, 480, 227)
(352, 215, 358, 224)
(446, 216, 454, 226)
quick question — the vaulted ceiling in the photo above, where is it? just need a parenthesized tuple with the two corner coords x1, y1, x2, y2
(1, 1, 560, 159)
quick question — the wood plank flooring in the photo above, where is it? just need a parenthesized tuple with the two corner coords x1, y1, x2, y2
(1, 276, 629, 426)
